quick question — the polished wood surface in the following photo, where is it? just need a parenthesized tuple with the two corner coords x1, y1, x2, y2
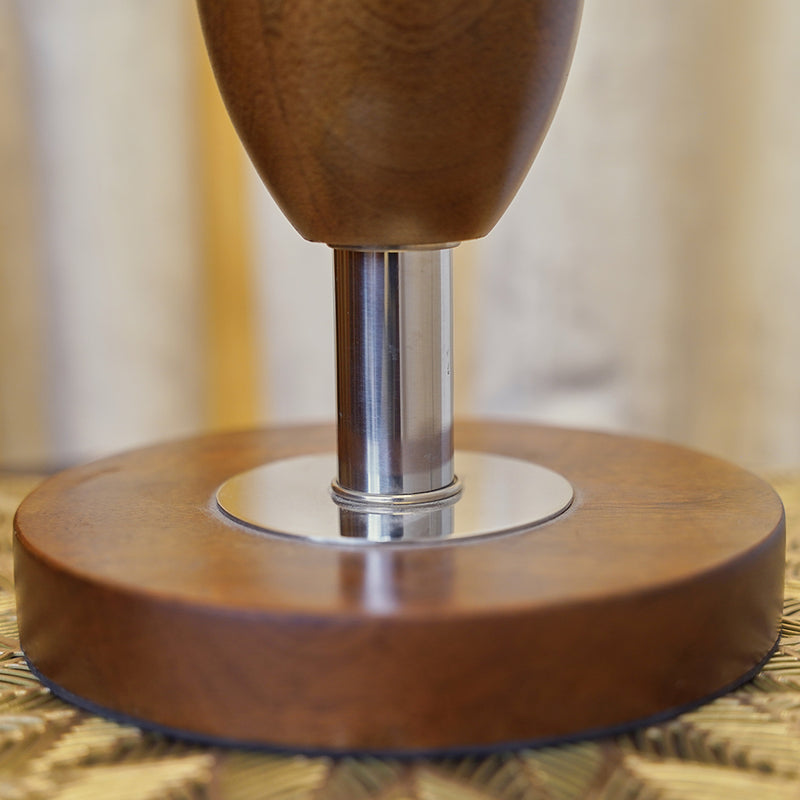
(14, 422, 785, 752)
(196, 1, 582, 247)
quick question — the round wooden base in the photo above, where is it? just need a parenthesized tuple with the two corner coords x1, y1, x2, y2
(13, 422, 785, 754)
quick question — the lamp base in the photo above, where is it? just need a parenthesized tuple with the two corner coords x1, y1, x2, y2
(13, 421, 785, 754)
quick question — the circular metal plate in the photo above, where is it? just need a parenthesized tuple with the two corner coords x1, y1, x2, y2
(216, 450, 574, 544)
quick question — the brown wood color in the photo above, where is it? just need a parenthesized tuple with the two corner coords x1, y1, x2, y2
(195, 0, 582, 247)
(14, 422, 785, 753)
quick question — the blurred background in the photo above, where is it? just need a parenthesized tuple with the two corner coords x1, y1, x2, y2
(1, 0, 798, 473)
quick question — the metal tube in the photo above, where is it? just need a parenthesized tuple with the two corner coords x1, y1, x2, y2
(333, 248, 456, 503)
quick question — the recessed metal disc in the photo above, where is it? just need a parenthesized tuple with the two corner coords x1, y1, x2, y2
(216, 450, 573, 544)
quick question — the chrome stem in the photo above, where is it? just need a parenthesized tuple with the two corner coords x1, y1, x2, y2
(332, 247, 457, 506)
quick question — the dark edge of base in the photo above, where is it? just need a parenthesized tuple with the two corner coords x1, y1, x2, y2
(23, 635, 780, 760)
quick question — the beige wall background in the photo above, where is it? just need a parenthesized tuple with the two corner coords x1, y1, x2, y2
(1, 0, 799, 472)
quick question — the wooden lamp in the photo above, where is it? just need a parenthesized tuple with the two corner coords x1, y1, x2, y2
(13, 0, 785, 754)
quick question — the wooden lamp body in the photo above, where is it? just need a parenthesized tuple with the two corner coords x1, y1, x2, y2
(12, 0, 786, 754)
(196, 0, 582, 247)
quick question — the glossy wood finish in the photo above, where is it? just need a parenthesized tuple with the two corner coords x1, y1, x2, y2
(196, 1, 582, 246)
(14, 422, 785, 753)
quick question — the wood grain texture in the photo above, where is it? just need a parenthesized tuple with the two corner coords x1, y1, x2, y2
(12, 422, 785, 753)
(195, 0, 582, 246)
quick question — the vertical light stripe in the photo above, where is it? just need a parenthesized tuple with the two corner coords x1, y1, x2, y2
(18, 1, 205, 465)
(453, 240, 477, 418)
(0, 4, 50, 468)
(193, 10, 261, 429)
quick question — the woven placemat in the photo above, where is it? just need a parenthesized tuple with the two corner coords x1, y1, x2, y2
(1, 471, 798, 800)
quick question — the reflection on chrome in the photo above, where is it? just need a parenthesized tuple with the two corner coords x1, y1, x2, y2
(338, 505, 456, 541)
(334, 248, 454, 500)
